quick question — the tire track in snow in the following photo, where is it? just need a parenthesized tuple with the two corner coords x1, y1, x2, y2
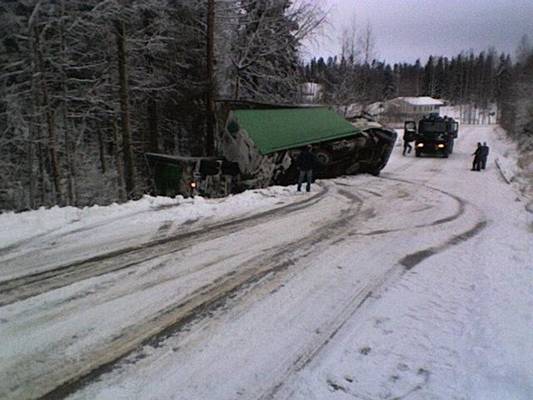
(260, 264, 407, 400)
(0, 187, 327, 307)
(380, 176, 489, 269)
(346, 176, 466, 237)
(32, 187, 365, 400)
(263, 177, 487, 399)
(0, 205, 183, 260)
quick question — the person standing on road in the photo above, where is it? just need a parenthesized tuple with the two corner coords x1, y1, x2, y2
(471, 142, 482, 171)
(480, 142, 490, 170)
(296, 145, 318, 192)
(402, 130, 414, 156)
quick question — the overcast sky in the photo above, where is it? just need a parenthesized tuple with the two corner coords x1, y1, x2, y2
(304, 0, 533, 64)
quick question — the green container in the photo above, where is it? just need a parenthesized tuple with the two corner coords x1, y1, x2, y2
(154, 162, 182, 197)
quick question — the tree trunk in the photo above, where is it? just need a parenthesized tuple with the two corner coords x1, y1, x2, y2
(98, 129, 106, 174)
(26, 138, 35, 210)
(205, 0, 216, 156)
(60, 0, 74, 205)
(113, 118, 127, 202)
(115, 19, 136, 198)
(34, 26, 63, 205)
(147, 99, 159, 153)
(37, 139, 46, 206)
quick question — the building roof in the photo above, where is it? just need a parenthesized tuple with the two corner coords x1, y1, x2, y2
(397, 97, 444, 106)
(232, 107, 360, 155)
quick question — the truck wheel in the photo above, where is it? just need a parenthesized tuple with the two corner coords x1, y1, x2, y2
(415, 150, 421, 157)
(315, 149, 332, 166)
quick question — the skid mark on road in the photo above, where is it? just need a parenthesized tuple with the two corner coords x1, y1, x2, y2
(358, 188, 383, 198)
(400, 220, 488, 270)
(151, 221, 174, 240)
(0, 227, 63, 258)
(337, 189, 363, 202)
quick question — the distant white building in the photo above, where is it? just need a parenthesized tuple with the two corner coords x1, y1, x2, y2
(388, 97, 444, 115)
(380, 97, 445, 126)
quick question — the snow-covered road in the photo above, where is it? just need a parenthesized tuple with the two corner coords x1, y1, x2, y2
(0, 125, 531, 400)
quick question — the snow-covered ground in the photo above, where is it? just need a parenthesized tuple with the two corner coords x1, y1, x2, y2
(0, 125, 531, 400)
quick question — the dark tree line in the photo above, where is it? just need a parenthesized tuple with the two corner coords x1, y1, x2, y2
(301, 49, 514, 108)
(0, 0, 323, 211)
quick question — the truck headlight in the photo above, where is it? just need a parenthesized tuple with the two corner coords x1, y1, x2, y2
(437, 144, 445, 148)
(416, 143, 424, 148)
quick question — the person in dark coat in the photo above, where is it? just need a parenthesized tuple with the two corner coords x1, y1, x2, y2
(471, 142, 482, 171)
(402, 130, 414, 155)
(296, 145, 318, 192)
(480, 142, 490, 170)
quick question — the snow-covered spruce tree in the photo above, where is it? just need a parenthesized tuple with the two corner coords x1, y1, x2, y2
(0, 1, 129, 209)
(0, 1, 67, 209)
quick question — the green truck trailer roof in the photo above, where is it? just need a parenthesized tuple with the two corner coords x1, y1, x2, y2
(232, 107, 361, 155)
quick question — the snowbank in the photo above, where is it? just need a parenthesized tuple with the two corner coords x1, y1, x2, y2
(0, 186, 302, 250)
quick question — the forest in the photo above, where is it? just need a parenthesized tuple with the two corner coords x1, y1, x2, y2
(1, 0, 532, 211)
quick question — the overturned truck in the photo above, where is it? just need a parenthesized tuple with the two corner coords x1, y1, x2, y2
(147, 105, 397, 197)
(220, 106, 397, 189)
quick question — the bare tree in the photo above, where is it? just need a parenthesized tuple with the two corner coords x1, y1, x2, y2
(229, 0, 326, 102)
(358, 22, 376, 65)
(340, 13, 358, 63)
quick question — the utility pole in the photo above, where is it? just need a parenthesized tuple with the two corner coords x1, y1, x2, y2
(205, 0, 215, 156)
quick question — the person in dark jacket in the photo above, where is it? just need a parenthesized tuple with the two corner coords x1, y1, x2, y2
(402, 130, 414, 155)
(471, 142, 482, 171)
(296, 145, 318, 192)
(480, 142, 490, 169)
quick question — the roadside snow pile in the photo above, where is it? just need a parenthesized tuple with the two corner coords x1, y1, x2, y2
(490, 125, 533, 201)
(0, 186, 302, 249)
(495, 155, 518, 184)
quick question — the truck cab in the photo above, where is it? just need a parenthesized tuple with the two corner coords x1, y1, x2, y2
(405, 115, 459, 158)
(145, 153, 240, 198)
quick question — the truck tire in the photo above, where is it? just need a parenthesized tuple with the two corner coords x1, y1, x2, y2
(361, 164, 381, 176)
(314, 149, 332, 166)
(415, 150, 421, 157)
(369, 168, 380, 176)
